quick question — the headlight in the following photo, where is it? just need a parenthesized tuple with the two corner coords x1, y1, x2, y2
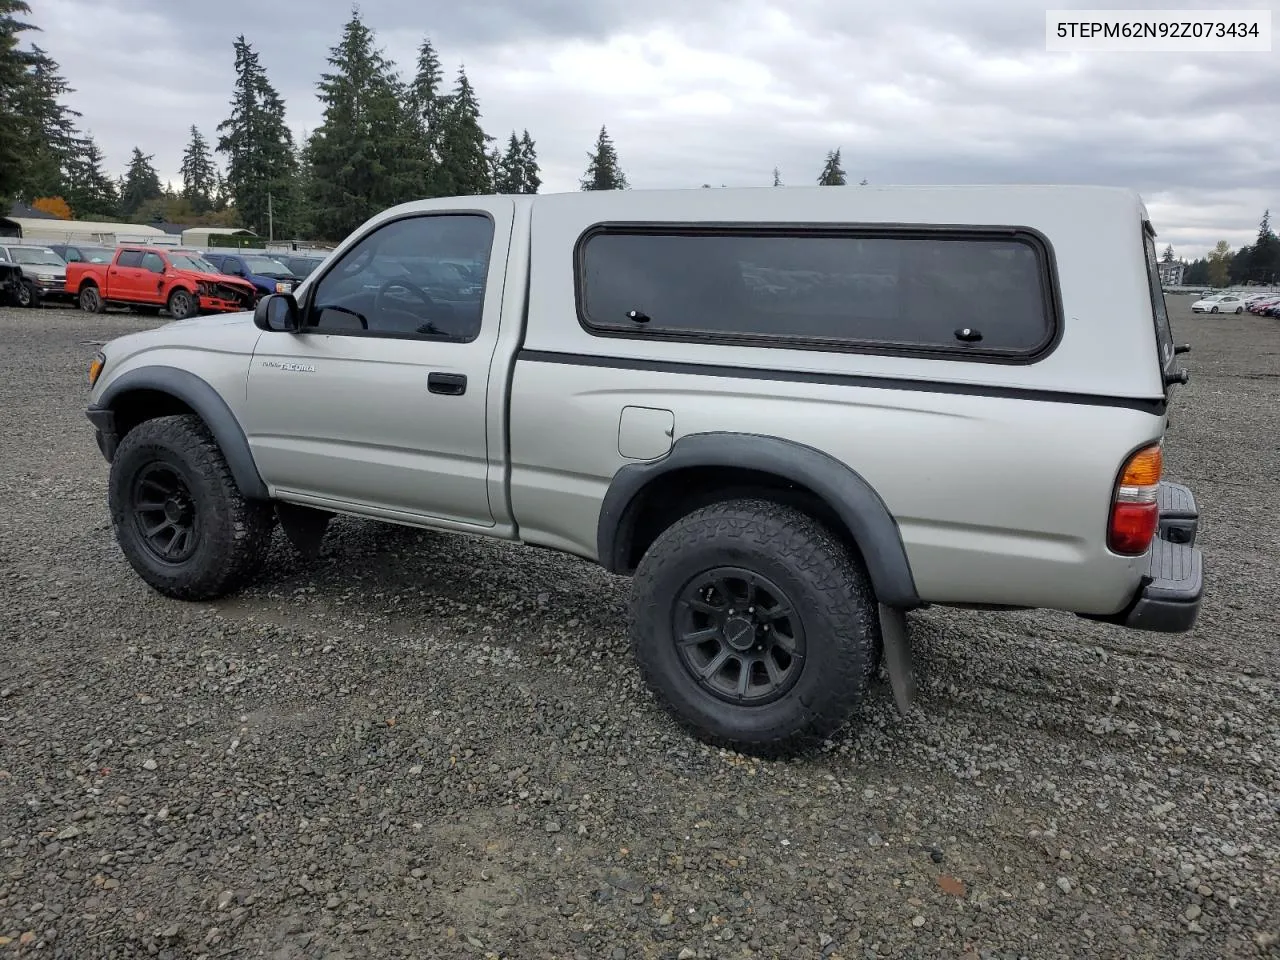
(275, 281, 292, 294)
(197, 282, 211, 296)
(88, 351, 106, 388)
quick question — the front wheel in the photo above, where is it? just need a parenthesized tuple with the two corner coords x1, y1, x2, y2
(108, 415, 275, 601)
(16, 280, 36, 308)
(629, 498, 882, 758)
(1211, 306, 1219, 313)
(167, 288, 197, 320)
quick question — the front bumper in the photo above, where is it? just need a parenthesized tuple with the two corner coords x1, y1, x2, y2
(1084, 480, 1204, 633)
(86, 406, 118, 461)
(198, 295, 251, 313)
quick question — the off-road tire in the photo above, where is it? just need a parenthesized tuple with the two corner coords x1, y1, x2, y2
(108, 414, 274, 601)
(167, 288, 197, 320)
(79, 284, 105, 314)
(629, 497, 881, 758)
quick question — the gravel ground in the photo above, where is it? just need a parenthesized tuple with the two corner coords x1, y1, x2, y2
(0, 298, 1277, 960)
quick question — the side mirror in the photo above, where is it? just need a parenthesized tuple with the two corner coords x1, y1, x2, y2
(254, 293, 301, 333)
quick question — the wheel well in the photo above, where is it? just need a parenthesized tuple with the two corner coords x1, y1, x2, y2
(617, 466, 867, 575)
(110, 389, 198, 440)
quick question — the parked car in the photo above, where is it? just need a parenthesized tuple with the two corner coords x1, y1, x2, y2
(283, 254, 327, 279)
(1247, 296, 1280, 314)
(82, 185, 1202, 757)
(66, 246, 256, 319)
(0, 260, 23, 306)
(1191, 293, 1248, 313)
(48, 243, 116, 265)
(200, 251, 301, 298)
(0, 243, 71, 307)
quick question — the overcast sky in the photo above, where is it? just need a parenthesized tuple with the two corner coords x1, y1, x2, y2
(30, 0, 1280, 259)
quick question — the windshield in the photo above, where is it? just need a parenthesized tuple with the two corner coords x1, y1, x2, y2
(11, 248, 65, 266)
(170, 254, 220, 273)
(242, 255, 291, 275)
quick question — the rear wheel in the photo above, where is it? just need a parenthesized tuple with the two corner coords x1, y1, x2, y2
(629, 498, 881, 758)
(167, 288, 197, 320)
(108, 414, 274, 601)
(79, 284, 105, 314)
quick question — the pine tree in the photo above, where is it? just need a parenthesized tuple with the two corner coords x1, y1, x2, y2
(180, 126, 216, 213)
(62, 133, 118, 220)
(216, 35, 297, 238)
(772, 167, 782, 187)
(493, 133, 521, 193)
(518, 130, 540, 194)
(119, 147, 162, 218)
(817, 149, 846, 186)
(1161, 244, 1175, 263)
(581, 125, 627, 190)
(1248, 209, 1279, 284)
(307, 9, 419, 239)
(12, 44, 81, 201)
(405, 36, 447, 196)
(0, 0, 35, 201)
(436, 66, 493, 197)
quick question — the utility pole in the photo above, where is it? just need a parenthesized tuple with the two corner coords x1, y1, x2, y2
(268, 191, 274, 242)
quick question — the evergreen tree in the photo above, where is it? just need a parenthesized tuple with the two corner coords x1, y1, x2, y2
(12, 44, 81, 201)
(405, 35, 447, 195)
(518, 130, 540, 194)
(1161, 244, 1175, 263)
(119, 147, 162, 218)
(0, 0, 34, 201)
(62, 133, 118, 220)
(493, 133, 522, 193)
(216, 35, 297, 237)
(1249, 209, 1279, 284)
(180, 126, 216, 213)
(307, 9, 418, 239)
(580, 125, 627, 190)
(817, 149, 846, 186)
(436, 66, 493, 197)
(772, 167, 782, 186)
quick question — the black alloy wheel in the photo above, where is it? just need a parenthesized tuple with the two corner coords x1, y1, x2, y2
(129, 462, 201, 564)
(673, 567, 806, 705)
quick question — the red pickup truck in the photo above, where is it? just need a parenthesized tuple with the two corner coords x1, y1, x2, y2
(66, 246, 257, 320)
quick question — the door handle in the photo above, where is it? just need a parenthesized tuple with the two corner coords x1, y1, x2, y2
(428, 372, 467, 396)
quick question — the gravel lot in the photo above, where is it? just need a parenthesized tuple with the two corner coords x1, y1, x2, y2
(0, 297, 1277, 960)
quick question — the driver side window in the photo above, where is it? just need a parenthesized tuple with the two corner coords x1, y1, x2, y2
(305, 213, 493, 342)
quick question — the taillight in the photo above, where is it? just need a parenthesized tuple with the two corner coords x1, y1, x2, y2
(1108, 443, 1162, 555)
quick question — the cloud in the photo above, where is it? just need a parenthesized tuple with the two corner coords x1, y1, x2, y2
(29, 0, 1280, 259)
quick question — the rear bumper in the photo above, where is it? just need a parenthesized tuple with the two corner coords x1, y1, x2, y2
(1083, 481, 1204, 633)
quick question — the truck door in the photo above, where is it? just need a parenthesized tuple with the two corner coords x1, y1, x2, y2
(109, 250, 147, 300)
(139, 252, 168, 303)
(242, 200, 514, 528)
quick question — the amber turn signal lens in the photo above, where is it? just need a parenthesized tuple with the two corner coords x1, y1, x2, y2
(1108, 442, 1164, 556)
(1119, 444, 1162, 488)
(88, 352, 105, 387)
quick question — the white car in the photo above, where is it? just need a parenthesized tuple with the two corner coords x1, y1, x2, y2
(1191, 294, 1247, 314)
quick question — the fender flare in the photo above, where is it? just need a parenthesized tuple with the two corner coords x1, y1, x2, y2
(90, 365, 270, 500)
(596, 431, 921, 609)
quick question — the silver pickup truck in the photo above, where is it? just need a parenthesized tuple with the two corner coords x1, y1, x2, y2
(84, 184, 1203, 757)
